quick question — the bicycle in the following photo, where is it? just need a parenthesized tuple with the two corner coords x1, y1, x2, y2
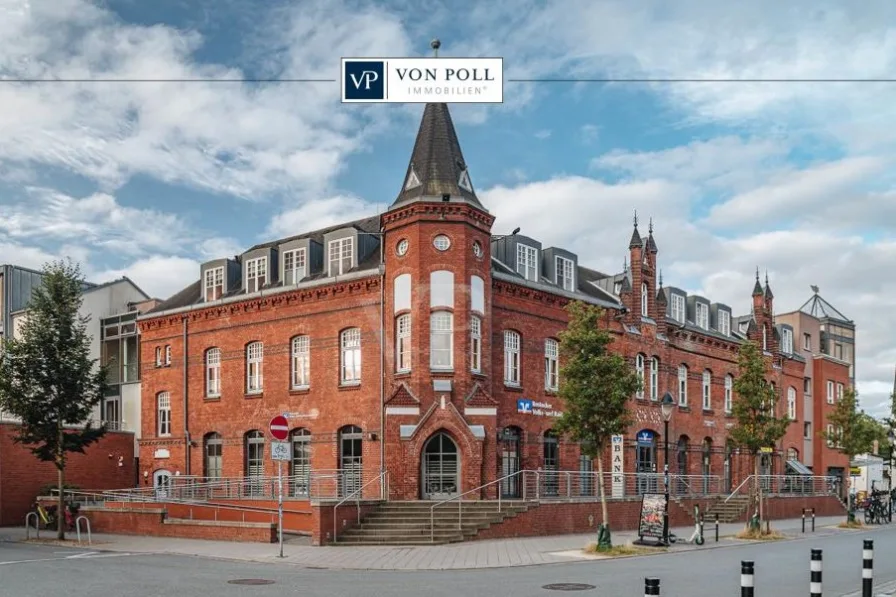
(863, 490, 890, 525)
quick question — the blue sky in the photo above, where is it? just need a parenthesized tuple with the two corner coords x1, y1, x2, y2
(2, 0, 896, 414)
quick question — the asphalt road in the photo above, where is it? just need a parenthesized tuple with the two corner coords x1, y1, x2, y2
(4, 528, 896, 597)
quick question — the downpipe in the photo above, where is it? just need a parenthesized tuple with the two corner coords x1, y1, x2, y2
(183, 317, 191, 476)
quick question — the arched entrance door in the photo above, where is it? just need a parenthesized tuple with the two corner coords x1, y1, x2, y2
(499, 427, 521, 498)
(422, 432, 460, 499)
(153, 469, 172, 499)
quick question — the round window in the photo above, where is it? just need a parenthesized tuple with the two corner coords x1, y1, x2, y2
(433, 235, 451, 251)
(396, 239, 409, 256)
(472, 241, 483, 258)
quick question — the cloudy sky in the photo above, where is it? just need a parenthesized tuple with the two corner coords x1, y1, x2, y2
(2, 0, 895, 414)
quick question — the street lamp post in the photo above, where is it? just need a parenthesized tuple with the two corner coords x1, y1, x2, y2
(660, 392, 675, 546)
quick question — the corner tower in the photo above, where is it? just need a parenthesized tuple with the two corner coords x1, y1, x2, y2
(381, 97, 496, 500)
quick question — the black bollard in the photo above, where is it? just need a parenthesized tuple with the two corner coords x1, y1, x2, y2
(810, 549, 823, 597)
(862, 539, 873, 597)
(644, 577, 660, 596)
(741, 560, 755, 597)
(715, 513, 719, 542)
(811, 510, 815, 532)
(802, 509, 806, 533)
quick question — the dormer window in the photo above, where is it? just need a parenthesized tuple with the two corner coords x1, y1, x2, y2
(245, 257, 267, 293)
(555, 256, 575, 291)
(328, 237, 353, 276)
(671, 294, 685, 323)
(614, 281, 622, 295)
(516, 243, 538, 281)
(640, 283, 648, 316)
(782, 328, 793, 354)
(283, 249, 307, 285)
(696, 303, 709, 329)
(204, 266, 224, 301)
(718, 310, 731, 336)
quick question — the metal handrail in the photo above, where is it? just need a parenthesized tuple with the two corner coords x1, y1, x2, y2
(724, 475, 755, 503)
(429, 470, 533, 543)
(332, 471, 387, 543)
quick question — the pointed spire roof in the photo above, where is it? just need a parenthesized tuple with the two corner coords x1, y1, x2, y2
(390, 102, 484, 210)
(629, 211, 643, 248)
(763, 270, 774, 299)
(656, 270, 667, 304)
(646, 217, 658, 253)
(752, 267, 764, 296)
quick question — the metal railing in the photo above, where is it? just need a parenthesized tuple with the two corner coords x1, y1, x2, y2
(430, 470, 527, 542)
(724, 474, 838, 503)
(333, 471, 388, 543)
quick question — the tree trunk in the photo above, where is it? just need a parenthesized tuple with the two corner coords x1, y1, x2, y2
(57, 426, 65, 541)
(595, 447, 612, 549)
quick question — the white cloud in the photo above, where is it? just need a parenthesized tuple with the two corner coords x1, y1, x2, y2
(93, 255, 200, 299)
(264, 194, 382, 240)
(535, 129, 552, 140)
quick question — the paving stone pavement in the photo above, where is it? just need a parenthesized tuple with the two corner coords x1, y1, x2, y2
(0, 515, 852, 570)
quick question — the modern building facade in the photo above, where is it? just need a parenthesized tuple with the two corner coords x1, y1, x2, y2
(137, 102, 848, 501)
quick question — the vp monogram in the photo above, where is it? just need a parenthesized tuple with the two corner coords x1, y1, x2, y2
(342, 60, 385, 101)
(349, 70, 379, 91)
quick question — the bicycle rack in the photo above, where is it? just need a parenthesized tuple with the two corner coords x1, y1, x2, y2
(75, 516, 91, 546)
(25, 512, 39, 540)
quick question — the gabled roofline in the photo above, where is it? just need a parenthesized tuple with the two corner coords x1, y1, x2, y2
(492, 271, 621, 310)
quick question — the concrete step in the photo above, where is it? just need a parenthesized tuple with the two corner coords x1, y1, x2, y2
(361, 512, 518, 523)
(340, 528, 479, 538)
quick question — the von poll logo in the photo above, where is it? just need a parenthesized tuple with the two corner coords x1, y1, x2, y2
(341, 57, 503, 104)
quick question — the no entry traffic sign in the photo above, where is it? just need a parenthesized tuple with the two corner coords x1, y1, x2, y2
(269, 415, 289, 441)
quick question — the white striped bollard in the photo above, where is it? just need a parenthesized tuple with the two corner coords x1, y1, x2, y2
(810, 548, 822, 597)
(741, 560, 754, 597)
(644, 577, 660, 596)
(862, 539, 873, 597)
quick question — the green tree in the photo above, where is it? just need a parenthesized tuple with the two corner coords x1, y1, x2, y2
(728, 340, 791, 530)
(554, 301, 641, 550)
(823, 387, 884, 521)
(0, 260, 108, 540)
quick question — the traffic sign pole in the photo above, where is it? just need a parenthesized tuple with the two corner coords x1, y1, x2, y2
(278, 460, 284, 558)
(269, 415, 290, 559)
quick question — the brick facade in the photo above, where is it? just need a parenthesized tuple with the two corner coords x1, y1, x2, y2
(0, 423, 135, 525)
(136, 102, 846, 504)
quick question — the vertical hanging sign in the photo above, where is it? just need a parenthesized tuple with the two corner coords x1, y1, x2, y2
(611, 435, 625, 497)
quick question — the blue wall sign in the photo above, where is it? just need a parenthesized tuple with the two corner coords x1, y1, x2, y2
(636, 430, 656, 446)
(517, 399, 533, 414)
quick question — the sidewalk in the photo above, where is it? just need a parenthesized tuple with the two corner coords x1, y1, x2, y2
(0, 515, 849, 570)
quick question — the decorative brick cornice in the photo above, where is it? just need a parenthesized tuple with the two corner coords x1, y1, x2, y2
(493, 279, 569, 309)
(381, 202, 494, 230)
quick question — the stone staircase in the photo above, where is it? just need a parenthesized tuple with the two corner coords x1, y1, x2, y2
(333, 501, 535, 545)
(704, 494, 752, 523)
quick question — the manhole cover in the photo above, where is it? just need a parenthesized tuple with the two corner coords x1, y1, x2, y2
(228, 579, 275, 585)
(542, 584, 596, 591)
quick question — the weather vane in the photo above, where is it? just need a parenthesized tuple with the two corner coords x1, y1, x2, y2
(431, 38, 440, 58)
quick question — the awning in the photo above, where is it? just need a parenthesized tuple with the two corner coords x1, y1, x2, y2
(786, 459, 813, 475)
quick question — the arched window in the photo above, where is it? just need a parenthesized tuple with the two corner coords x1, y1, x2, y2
(470, 316, 482, 373)
(787, 447, 799, 462)
(430, 312, 453, 370)
(635, 354, 645, 399)
(724, 374, 733, 413)
(340, 328, 361, 384)
(157, 392, 171, 436)
(678, 364, 688, 406)
(204, 432, 222, 479)
(339, 425, 363, 497)
(543, 430, 559, 496)
(205, 348, 221, 397)
(544, 339, 559, 391)
(245, 430, 265, 496)
(504, 330, 521, 385)
(641, 282, 649, 316)
(246, 341, 263, 393)
(395, 315, 411, 372)
(290, 428, 311, 497)
(702, 370, 712, 410)
(787, 386, 797, 420)
(291, 336, 310, 389)
(649, 357, 659, 401)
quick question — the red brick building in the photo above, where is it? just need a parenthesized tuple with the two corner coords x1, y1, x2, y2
(137, 102, 847, 502)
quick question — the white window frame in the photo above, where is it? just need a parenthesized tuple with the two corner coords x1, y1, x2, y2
(678, 365, 688, 407)
(328, 237, 354, 277)
(826, 424, 835, 447)
(340, 328, 362, 384)
(649, 357, 659, 401)
(827, 380, 834, 404)
(470, 316, 482, 373)
(803, 333, 811, 351)
(165, 345, 171, 365)
(724, 375, 733, 414)
(516, 243, 538, 282)
(696, 303, 709, 330)
(836, 383, 844, 400)
(396, 315, 411, 373)
(155, 346, 162, 367)
(804, 422, 811, 439)
(204, 266, 224, 301)
(671, 294, 685, 323)
(205, 348, 221, 397)
(635, 354, 645, 399)
(504, 330, 521, 386)
(555, 256, 575, 291)
(641, 283, 649, 317)
(245, 257, 267, 294)
(702, 370, 711, 410)
(782, 328, 793, 354)
(282, 248, 307, 285)
(291, 336, 310, 389)
(430, 312, 454, 370)
(718, 310, 730, 336)
(545, 339, 559, 391)
(157, 392, 171, 436)
(246, 342, 263, 393)
(787, 387, 797, 420)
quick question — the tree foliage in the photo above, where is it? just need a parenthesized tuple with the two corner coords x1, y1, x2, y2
(728, 340, 790, 455)
(823, 387, 883, 461)
(0, 260, 108, 539)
